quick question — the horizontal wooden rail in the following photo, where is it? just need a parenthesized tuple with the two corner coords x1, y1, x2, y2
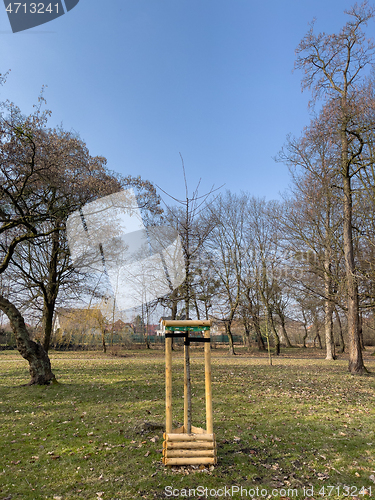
(162, 320, 212, 327)
(164, 449, 216, 458)
(166, 441, 214, 449)
(165, 433, 214, 441)
(164, 457, 216, 466)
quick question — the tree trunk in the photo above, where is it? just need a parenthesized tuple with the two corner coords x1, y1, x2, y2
(249, 304, 266, 351)
(144, 327, 150, 349)
(225, 322, 236, 355)
(313, 318, 323, 349)
(301, 309, 308, 348)
(278, 311, 293, 348)
(324, 210, 336, 360)
(342, 171, 366, 374)
(242, 324, 251, 350)
(312, 310, 323, 349)
(324, 298, 336, 360)
(269, 311, 280, 355)
(101, 328, 107, 353)
(334, 307, 345, 353)
(42, 222, 60, 352)
(193, 296, 200, 320)
(256, 326, 266, 351)
(302, 325, 308, 348)
(42, 298, 56, 352)
(359, 312, 365, 350)
(0, 295, 55, 385)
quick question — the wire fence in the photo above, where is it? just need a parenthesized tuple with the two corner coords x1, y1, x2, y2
(0, 331, 246, 350)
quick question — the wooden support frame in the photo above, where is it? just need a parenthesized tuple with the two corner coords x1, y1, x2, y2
(162, 320, 217, 466)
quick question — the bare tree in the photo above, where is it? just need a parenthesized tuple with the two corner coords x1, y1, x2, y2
(0, 99, 59, 384)
(207, 191, 248, 355)
(278, 128, 345, 360)
(294, 1, 375, 373)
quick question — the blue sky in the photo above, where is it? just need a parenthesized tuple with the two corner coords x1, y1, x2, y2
(0, 0, 371, 203)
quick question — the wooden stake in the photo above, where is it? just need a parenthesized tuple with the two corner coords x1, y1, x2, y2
(165, 335, 172, 434)
(204, 329, 213, 434)
(163, 320, 216, 467)
(184, 337, 192, 433)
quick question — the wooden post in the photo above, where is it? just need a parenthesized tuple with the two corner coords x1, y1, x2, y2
(204, 329, 213, 434)
(184, 335, 192, 433)
(162, 319, 216, 466)
(165, 335, 172, 434)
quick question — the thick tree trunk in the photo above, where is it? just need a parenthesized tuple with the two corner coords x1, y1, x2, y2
(342, 172, 366, 374)
(42, 223, 60, 352)
(42, 298, 56, 352)
(0, 295, 55, 385)
(256, 327, 266, 351)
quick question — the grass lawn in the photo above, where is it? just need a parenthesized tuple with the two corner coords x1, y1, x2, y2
(0, 347, 374, 500)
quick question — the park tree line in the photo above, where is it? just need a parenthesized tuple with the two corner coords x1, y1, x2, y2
(160, 2, 375, 375)
(0, 2, 374, 383)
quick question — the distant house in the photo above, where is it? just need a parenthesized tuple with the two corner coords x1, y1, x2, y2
(146, 324, 158, 336)
(210, 319, 245, 336)
(53, 307, 104, 338)
(105, 319, 134, 335)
